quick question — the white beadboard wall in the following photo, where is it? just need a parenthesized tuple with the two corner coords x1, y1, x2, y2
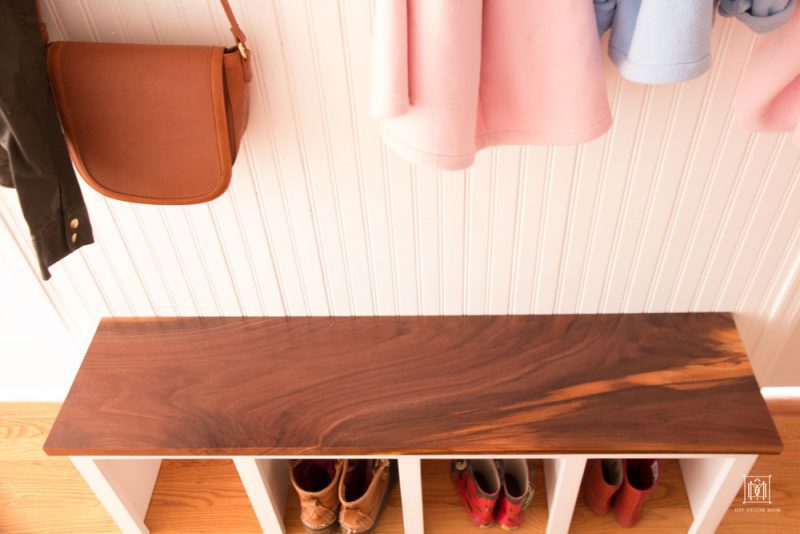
(1, 0, 800, 400)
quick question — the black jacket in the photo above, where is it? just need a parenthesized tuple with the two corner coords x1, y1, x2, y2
(0, 0, 93, 280)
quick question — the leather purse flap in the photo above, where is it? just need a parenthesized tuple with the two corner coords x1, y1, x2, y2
(47, 42, 232, 204)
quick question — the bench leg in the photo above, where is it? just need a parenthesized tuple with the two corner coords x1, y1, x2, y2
(543, 456, 586, 534)
(70, 457, 161, 534)
(681, 454, 758, 534)
(398, 457, 424, 534)
(234, 458, 289, 534)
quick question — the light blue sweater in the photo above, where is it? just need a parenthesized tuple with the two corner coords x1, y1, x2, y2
(595, 0, 796, 84)
(719, 0, 797, 33)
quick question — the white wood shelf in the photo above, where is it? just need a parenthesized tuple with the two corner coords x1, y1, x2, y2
(71, 452, 757, 534)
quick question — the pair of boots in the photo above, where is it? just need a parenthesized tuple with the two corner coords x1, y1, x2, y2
(289, 459, 397, 534)
(582, 459, 661, 527)
(451, 459, 534, 530)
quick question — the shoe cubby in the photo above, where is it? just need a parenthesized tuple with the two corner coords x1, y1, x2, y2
(234, 458, 405, 534)
(235, 457, 578, 533)
(82, 454, 757, 533)
(282, 460, 404, 534)
(570, 459, 692, 533)
(142, 459, 261, 532)
(421, 459, 549, 533)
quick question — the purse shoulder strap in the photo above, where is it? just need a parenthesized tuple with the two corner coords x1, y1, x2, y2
(35, 0, 248, 51)
(219, 0, 247, 48)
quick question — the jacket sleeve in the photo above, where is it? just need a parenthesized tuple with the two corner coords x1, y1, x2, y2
(0, 0, 93, 280)
(0, 146, 9, 183)
(369, 0, 409, 118)
(594, 0, 617, 36)
(734, 2, 800, 144)
(719, 0, 796, 33)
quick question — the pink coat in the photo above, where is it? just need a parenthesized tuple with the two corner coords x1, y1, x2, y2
(735, 4, 800, 145)
(370, 0, 612, 170)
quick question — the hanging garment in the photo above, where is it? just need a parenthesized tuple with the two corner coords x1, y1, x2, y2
(0, 0, 93, 280)
(0, 147, 9, 183)
(719, 0, 797, 33)
(595, 0, 796, 85)
(370, 0, 611, 170)
(735, 3, 800, 144)
(594, 0, 715, 84)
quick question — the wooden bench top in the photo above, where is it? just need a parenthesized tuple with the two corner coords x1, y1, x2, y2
(44, 314, 782, 456)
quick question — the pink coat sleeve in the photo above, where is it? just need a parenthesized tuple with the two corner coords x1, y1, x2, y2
(370, 0, 409, 119)
(735, 5, 800, 145)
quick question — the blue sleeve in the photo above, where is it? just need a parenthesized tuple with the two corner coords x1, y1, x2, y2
(594, 0, 617, 35)
(718, 0, 796, 33)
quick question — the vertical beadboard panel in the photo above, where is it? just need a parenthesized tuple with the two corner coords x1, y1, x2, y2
(506, 146, 549, 314)
(464, 151, 495, 314)
(532, 146, 580, 314)
(757, 272, 800, 386)
(2, 2, 800, 399)
(485, 148, 524, 314)
(441, 169, 467, 315)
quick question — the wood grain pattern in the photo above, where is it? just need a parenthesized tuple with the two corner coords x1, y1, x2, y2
(145, 460, 261, 533)
(0, 403, 117, 534)
(1, 403, 54, 461)
(719, 399, 800, 532)
(0, 460, 117, 534)
(44, 314, 782, 456)
(2, 401, 800, 534)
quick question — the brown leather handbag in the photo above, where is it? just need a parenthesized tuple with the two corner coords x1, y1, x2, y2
(40, 0, 251, 205)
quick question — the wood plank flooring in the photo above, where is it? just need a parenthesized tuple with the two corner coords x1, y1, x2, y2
(0, 403, 116, 533)
(1, 401, 797, 533)
(718, 400, 800, 533)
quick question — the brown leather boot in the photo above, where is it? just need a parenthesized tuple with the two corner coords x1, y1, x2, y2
(582, 459, 623, 515)
(338, 459, 397, 534)
(290, 460, 344, 534)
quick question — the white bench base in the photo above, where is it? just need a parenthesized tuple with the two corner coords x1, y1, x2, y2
(71, 453, 758, 534)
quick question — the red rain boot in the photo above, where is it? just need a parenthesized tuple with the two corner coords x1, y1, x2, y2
(496, 459, 534, 531)
(614, 459, 661, 527)
(451, 459, 501, 528)
(582, 459, 623, 515)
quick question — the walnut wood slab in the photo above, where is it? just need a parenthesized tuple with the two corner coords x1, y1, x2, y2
(43, 314, 782, 456)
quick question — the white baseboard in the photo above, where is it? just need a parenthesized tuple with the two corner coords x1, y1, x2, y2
(761, 387, 800, 399)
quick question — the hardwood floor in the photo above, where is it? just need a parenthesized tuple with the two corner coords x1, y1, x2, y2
(0, 403, 116, 533)
(146, 460, 261, 533)
(718, 400, 800, 533)
(1, 401, 797, 533)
